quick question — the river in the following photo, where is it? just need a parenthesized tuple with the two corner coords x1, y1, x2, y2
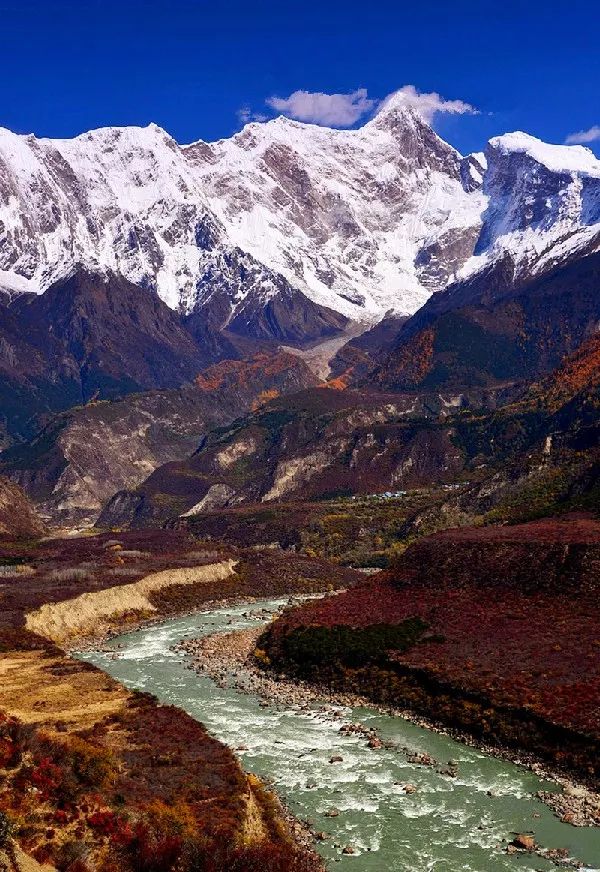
(77, 599, 600, 871)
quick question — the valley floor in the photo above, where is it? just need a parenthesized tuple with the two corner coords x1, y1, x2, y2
(81, 599, 600, 872)
(180, 622, 600, 830)
(1, 514, 599, 870)
(0, 530, 358, 872)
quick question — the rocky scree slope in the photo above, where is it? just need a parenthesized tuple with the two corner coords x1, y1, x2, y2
(97, 383, 515, 529)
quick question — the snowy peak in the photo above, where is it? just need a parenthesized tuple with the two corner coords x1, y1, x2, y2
(470, 131, 600, 274)
(0, 113, 599, 339)
(489, 131, 600, 177)
(188, 105, 484, 317)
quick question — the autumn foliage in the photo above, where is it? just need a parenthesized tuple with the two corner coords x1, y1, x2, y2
(262, 516, 600, 784)
(0, 531, 325, 871)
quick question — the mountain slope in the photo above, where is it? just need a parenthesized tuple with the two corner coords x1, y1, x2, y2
(373, 234, 600, 391)
(98, 319, 600, 532)
(473, 132, 600, 275)
(1, 351, 318, 526)
(0, 269, 215, 442)
(425, 331, 600, 528)
(97, 382, 515, 529)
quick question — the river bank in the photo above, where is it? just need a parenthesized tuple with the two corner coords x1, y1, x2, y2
(79, 596, 600, 871)
(1, 532, 354, 872)
(177, 621, 600, 836)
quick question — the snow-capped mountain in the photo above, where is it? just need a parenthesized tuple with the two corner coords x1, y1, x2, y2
(185, 96, 486, 318)
(466, 132, 600, 280)
(1, 97, 599, 335)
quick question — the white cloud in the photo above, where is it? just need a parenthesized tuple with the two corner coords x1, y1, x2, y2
(565, 125, 600, 145)
(238, 84, 477, 130)
(266, 88, 375, 127)
(237, 106, 268, 125)
(378, 85, 478, 123)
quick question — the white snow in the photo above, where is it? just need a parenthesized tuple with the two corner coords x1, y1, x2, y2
(0, 112, 598, 327)
(489, 132, 600, 177)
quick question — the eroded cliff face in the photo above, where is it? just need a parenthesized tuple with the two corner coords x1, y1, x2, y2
(0, 476, 45, 538)
(1, 351, 318, 527)
(96, 381, 517, 529)
(25, 560, 238, 646)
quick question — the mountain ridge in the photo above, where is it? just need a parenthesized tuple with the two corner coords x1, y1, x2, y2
(2, 102, 598, 337)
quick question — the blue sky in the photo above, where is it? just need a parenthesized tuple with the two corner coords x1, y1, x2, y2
(1, 0, 599, 155)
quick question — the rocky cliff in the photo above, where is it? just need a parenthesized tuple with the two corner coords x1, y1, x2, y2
(1, 351, 318, 527)
(0, 476, 45, 538)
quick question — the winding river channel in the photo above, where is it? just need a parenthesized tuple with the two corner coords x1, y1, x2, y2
(78, 599, 600, 872)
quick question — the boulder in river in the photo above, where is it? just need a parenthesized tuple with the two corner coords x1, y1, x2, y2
(510, 833, 536, 851)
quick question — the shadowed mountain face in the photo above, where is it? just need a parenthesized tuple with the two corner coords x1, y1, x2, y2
(0, 267, 348, 446)
(328, 315, 409, 387)
(183, 246, 348, 344)
(372, 239, 600, 392)
(0, 270, 215, 442)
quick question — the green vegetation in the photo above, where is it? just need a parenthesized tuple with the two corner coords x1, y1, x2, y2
(276, 618, 428, 676)
(0, 810, 12, 848)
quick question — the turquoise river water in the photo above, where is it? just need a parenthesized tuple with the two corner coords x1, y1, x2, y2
(78, 599, 600, 872)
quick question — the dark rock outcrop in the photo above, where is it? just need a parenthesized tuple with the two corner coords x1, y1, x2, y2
(0, 476, 45, 538)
